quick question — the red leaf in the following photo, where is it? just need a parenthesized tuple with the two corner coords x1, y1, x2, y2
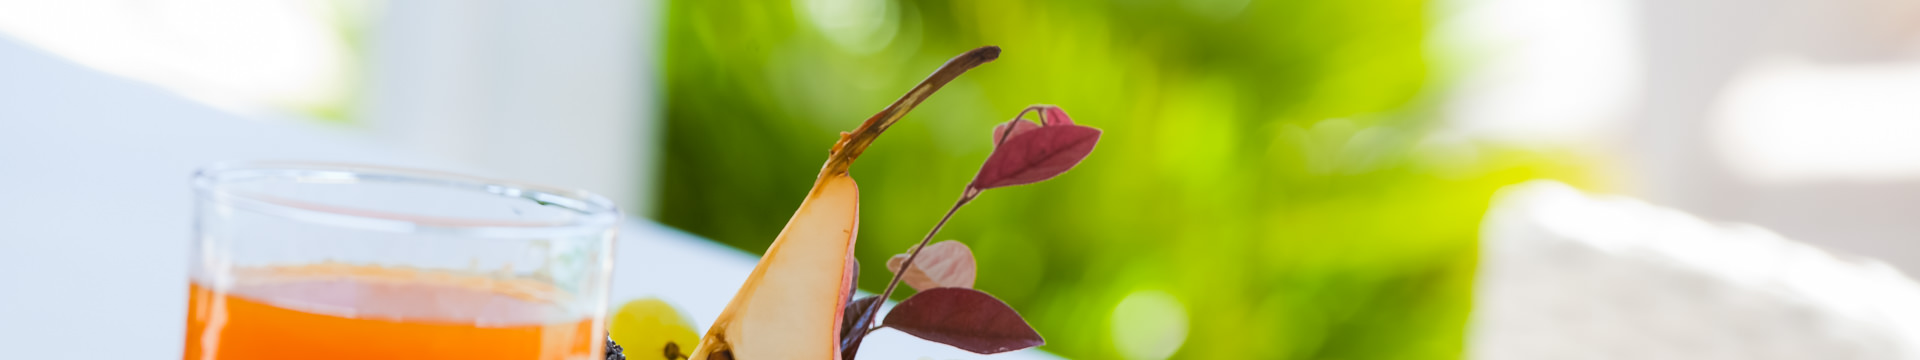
(991, 118, 1040, 146)
(881, 288, 1044, 354)
(843, 258, 860, 311)
(1040, 106, 1073, 126)
(969, 125, 1101, 190)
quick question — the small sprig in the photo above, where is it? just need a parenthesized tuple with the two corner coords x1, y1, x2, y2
(840, 104, 1101, 359)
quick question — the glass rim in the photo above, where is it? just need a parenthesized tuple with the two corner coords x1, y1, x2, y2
(193, 161, 622, 238)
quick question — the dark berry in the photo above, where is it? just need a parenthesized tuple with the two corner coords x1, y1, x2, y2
(606, 336, 625, 360)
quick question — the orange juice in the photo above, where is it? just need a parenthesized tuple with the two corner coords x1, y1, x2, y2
(183, 265, 600, 360)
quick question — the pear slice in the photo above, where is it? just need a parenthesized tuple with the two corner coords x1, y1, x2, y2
(688, 46, 999, 360)
(690, 174, 860, 359)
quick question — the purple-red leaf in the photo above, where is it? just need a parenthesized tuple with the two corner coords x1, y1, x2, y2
(881, 288, 1044, 354)
(1040, 106, 1073, 126)
(991, 118, 1041, 146)
(969, 125, 1101, 190)
(840, 295, 883, 360)
(843, 259, 860, 310)
(887, 240, 977, 291)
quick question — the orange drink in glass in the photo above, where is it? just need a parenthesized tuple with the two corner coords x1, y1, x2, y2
(185, 163, 619, 360)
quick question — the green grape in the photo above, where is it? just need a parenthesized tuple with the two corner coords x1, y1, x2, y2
(610, 298, 701, 360)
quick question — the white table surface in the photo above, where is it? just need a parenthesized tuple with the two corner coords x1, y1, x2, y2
(0, 34, 1053, 360)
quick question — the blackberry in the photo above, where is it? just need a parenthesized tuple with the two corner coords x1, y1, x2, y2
(606, 336, 625, 360)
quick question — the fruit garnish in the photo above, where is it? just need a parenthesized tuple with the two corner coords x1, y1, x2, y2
(610, 298, 700, 360)
(683, 46, 1100, 360)
(686, 46, 999, 360)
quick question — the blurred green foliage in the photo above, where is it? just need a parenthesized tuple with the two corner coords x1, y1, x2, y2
(658, 0, 1578, 358)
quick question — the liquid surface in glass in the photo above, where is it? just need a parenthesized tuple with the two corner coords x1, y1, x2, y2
(183, 264, 596, 360)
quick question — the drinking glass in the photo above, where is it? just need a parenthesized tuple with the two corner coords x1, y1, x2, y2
(185, 162, 620, 360)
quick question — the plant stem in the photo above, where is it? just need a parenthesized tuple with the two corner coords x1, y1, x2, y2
(860, 192, 975, 333)
(824, 46, 1000, 176)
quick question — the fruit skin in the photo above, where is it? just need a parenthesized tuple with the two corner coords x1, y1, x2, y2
(690, 174, 861, 360)
(611, 298, 700, 360)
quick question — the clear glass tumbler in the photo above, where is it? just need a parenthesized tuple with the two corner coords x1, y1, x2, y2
(184, 162, 620, 360)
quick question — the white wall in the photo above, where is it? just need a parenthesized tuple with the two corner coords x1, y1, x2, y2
(1440, 0, 1920, 275)
(365, 0, 659, 216)
(1631, 0, 1920, 274)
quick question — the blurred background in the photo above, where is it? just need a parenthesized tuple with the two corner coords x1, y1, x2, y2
(6, 0, 1920, 359)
